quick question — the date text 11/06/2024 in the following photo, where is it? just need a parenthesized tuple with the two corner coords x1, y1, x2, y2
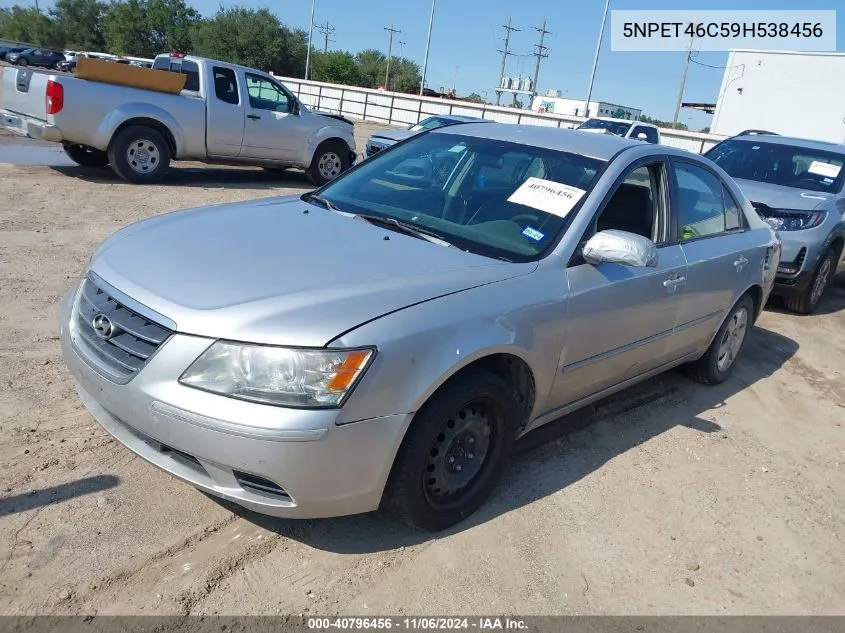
(622, 22, 824, 38)
(307, 618, 528, 630)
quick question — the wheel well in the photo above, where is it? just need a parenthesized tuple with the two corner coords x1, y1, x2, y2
(830, 236, 844, 262)
(112, 118, 177, 157)
(441, 354, 536, 431)
(318, 137, 351, 152)
(745, 284, 764, 322)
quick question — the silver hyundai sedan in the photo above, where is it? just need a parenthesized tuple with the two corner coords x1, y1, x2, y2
(59, 123, 780, 531)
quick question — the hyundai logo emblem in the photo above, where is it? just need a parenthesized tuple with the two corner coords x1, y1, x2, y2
(92, 314, 115, 339)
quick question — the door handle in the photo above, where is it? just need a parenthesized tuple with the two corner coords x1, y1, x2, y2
(247, 114, 261, 120)
(663, 275, 686, 288)
(734, 255, 749, 270)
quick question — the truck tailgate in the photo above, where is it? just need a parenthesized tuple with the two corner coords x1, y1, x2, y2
(1, 67, 49, 120)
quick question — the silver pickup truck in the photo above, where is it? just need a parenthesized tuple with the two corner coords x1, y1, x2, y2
(0, 53, 357, 184)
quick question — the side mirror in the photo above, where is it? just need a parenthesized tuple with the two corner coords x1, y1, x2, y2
(582, 230, 658, 268)
(292, 100, 301, 115)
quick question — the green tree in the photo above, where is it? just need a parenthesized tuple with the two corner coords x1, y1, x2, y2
(353, 49, 420, 91)
(640, 114, 687, 130)
(191, 7, 306, 76)
(462, 93, 486, 104)
(0, 6, 63, 48)
(146, 0, 199, 53)
(354, 49, 386, 87)
(103, 0, 150, 56)
(389, 57, 421, 92)
(50, 0, 106, 50)
(311, 50, 361, 85)
(103, 0, 198, 57)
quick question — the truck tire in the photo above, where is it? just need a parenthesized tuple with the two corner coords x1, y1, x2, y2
(63, 143, 108, 167)
(783, 249, 835, 315)
(305, 140, 350, 186)
(108, 125, 171, 184)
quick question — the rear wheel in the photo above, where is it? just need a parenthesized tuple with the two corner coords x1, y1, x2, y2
(386, 369, 520, 531)
(17, 58, 28, 67)
(685, 294, 754, 385)
(63, 143, 108, 167)
(107, 125, 171, 184)
(783, 249, 835, 315)
(305, 140, 350, 186)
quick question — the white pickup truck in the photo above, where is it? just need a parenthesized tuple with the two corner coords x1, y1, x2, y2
(0, 53, 357, 184)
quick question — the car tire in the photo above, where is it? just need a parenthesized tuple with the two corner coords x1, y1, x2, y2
(783, 249, 836, 315)
(685, 293, 754, 386)
(63, 143, 108, 167)
(107, 125, 171, 184)
(305, 140, 350, 186)
(17, 58, 28, 67)
(386, 369, 521, 531)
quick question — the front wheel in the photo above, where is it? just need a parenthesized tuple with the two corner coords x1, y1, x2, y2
(783, 249, 835, 315)
(63, 143, 108, 167)
(17, 58, 28, 67)
(386, 369, 521, 531)
(305, 141, 350, 186)
(107, 125, 171, 184)
(685, 294, 754, 385)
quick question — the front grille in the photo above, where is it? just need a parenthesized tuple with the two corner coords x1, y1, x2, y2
(72, 277, 172, 383)
(366, 143, 385, 156)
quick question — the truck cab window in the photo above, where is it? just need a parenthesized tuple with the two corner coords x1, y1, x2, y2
(212, 67, 239, 105)
(245, 74, 290, 113)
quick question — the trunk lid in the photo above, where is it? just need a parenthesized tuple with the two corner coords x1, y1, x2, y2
(1, 66, 50, 121)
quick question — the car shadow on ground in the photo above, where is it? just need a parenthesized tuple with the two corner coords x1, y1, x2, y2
(219, 325, 799, 553)
(0, 475, 119, 518)
(47, 165, 315, 190)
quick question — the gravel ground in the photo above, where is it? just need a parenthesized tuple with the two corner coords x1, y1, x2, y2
(0, 122, 844, 617)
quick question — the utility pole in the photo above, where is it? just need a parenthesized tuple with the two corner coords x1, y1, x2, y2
(672, 33, 695, 129)
(496, 17, 520, 106)
(316, 21, 335, 53)
(398, 41, 406, 58)
(384, 24, 401, 89)
(304, 0, 316, 80)
(583, 0, 610, 117)
(531, 19, 551, 99)
(420, 0, 436, 95)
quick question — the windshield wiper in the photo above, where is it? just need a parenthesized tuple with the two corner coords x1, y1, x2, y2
(354, 214, 455, 248)
(302, 192, 345, 214)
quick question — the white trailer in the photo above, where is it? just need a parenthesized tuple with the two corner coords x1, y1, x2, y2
(711, 49, 845, 143)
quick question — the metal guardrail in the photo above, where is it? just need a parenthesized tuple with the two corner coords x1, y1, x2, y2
(274, 75, 726, 155)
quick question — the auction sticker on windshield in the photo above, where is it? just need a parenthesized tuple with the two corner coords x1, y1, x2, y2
(807, 161, 841, 179)
(508, 177, 586, 217)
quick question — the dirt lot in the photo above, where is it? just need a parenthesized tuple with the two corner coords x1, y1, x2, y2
(1, 123, 844, 617)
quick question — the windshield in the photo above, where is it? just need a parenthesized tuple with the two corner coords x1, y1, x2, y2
(577, 119, 633, 137)
(705, 139, 845, 194)
(314, 131, 605, 262)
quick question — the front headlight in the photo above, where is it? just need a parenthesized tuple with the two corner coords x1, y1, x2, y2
(179, 342, 375, 408)
(763, 210, 827, 231)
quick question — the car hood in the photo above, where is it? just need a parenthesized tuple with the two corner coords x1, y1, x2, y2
(732, 178, 832, 211)
(370, 129, 415, 144)
(89, 196, 534, 347)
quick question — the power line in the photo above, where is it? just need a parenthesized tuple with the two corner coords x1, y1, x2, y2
(384, 24, 401, 89)
(495, 17, 520, 105)
(315, 22, 335, 53)
(531, 18, 551, 99)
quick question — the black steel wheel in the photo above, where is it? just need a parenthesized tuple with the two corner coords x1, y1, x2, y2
(386, 369, 521, 531)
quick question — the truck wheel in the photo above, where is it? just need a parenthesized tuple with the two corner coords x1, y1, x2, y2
(108, 125, 171, 184)
(63, 143, 108, 167)
(783, 249, 835, 315)
(385, 369, 520, 531)
(684, 294, 753, 385)
(305, 141, 350, 186)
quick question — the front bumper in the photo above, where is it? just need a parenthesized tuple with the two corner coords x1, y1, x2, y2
(770, 233, 824, 298)
(59, 287, 411, 519)
(1, 109, 63, 143)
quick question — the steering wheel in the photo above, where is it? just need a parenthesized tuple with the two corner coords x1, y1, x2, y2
(510, 212, 543, 226)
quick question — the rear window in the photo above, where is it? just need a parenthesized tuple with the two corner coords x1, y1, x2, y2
(152, 57, 200, 92)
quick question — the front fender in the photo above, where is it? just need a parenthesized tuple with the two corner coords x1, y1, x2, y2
(329, 266, 566, 427)
(92, 103, 187, 155)
(303, 124, 356, 165)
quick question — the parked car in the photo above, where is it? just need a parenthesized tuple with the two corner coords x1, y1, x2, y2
(60, 123, 779, 530)
(576, 117, 661, 144)
(704, 133, 845, 314)
(0, 53, 356, 185)
(5, 48, 66, 69)
(364, 114, 489, 158)
(0, 46, 27, 61)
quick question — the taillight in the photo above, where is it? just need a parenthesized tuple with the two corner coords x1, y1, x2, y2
(46, 80, 64, 115)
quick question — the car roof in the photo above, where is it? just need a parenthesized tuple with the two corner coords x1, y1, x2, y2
(436, 115, 487, 122)
(729, 133, 845, 153)
(432, 122, 642, 161)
